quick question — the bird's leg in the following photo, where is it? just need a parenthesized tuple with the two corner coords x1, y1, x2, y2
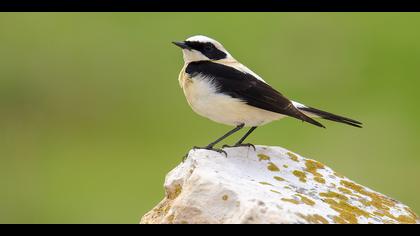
(223, 126, 257, 151)
(205, 124, 245, 148)
(235, 126, 257, 146)
(190, 124, 245, 157)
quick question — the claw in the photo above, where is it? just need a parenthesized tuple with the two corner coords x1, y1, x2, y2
(215, 148, 228, 157)
(221, 143, 256, 151)
(237, 143, 256, 151)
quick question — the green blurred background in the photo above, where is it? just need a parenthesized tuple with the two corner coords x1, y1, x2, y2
(0, 13, 419, 223)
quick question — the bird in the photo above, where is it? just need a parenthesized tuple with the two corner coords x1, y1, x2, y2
(173, 35, 362, 156)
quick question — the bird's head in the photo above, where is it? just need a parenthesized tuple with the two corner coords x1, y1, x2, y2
(172, 35, 233, 63)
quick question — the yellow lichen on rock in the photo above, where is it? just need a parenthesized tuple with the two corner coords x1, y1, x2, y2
(314, 176, 326, 184)
(281, 198, 300, 205)
(293, 170, 307, 183)
(273, 176, 285, 182)
(298, 213, 329, 224)
(267, 162, 280, 172)
(258, 154, 270, 161)
(287, 152, 300, 162)
(338, 180, 417, 223)
(320, 191, 349, 201)
(324, 198, 371, 224)
(296, 194, 316, 206)
(305, 159, 325, 177)
(338, 187, 362, 198)
(259, 181, 274, 186)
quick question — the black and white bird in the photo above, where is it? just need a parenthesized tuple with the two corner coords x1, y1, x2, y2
(173, 35, 362, 155)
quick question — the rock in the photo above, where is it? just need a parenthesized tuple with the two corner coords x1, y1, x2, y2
(140, 145, 419, 224)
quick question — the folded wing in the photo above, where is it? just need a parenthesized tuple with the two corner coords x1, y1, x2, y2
(186, 61, 325, 128)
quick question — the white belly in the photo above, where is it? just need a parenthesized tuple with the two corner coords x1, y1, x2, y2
(181, 75, 283, 127)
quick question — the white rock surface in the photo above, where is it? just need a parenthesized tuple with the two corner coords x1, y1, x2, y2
(140, 145, 419, 224)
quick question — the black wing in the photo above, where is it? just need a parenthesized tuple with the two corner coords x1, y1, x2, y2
(186, 61, 325, 128)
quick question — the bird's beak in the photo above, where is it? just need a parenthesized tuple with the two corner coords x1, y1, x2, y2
(172, 41, 190, 50)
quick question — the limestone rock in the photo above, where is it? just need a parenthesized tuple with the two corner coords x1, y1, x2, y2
(140, 145, 419, 224)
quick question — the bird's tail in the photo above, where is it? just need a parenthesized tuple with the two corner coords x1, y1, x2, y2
(291, 101, 362, 128)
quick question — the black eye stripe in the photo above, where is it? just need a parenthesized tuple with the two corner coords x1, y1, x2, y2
(204, 45, 212, 51)
(185, 41, 227, 60)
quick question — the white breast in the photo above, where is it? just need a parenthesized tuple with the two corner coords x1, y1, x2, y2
(180, 72, 283, 127)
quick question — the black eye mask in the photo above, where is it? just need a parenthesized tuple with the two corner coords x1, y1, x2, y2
(185, 41, 227, 60)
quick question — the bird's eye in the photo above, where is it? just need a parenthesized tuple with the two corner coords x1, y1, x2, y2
(204, 45, 213, 52)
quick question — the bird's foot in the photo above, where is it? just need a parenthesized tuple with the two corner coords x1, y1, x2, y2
(192, 145, 228, 157)
(222, 143, 256, 151)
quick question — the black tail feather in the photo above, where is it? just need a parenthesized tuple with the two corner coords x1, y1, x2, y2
(299, 106, 363, 128)
(286, 104, 326, 128)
